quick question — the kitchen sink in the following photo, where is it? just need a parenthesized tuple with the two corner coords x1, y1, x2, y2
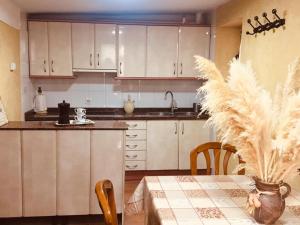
(146, 112, 174, 116)
(174, 112, 197, 116)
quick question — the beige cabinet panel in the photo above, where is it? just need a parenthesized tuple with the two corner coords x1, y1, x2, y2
(0, 131, 22, 217)
(22, 131, 56, 216)
(178, 27, 210, 77)
(146, 26, 179, 77)
(90, 131, 124, 214)
(118, 25, 146, 77)
(95, 24, 117, 70)
(57, 131, 90, 215)
(147, 121, 179, 170)
(72, 23, 95, 69)
(48, 22, 73, 76)
(28, 21, 49, 76)
(178, 121, 210, 170)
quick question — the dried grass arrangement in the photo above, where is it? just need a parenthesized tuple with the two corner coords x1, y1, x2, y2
(196, 56, 300, 183)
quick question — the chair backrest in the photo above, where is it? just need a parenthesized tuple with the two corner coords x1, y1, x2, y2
(190, 142, 245, 175)
(95, 180, 118, 225)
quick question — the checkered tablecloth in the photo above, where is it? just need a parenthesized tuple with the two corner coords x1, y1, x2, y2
(126, 175, 300, 225)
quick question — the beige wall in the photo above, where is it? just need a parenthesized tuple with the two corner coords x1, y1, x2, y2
(216, 0, 300, 189)
(0, 21, 21, 120)
(216, 0, 299, 94)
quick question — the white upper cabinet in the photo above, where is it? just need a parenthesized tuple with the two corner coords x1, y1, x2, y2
(28, 21, 49, 76)
(146, 26, 179, 77)
(48, 22, 72, 76)
(72, 23, 95, 70)
(178, 27, 210, 77)
(95, 24, 117, 70)
(118, 25, 146, 77)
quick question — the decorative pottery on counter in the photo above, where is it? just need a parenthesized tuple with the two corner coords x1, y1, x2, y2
(248, 177, 291, 224)
(124, 95, 135, 114)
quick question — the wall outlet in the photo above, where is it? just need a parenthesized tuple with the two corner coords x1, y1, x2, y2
(10, 62, 16, 72)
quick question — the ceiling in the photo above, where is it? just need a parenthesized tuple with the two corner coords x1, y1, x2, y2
(12, 0, 230, 13)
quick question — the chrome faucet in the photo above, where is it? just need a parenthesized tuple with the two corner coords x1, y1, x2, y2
(164, 90, 177, 114)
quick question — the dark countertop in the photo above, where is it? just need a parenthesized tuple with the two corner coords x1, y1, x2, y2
(0, 121, 128, 130)
(25, 107, 209, 121)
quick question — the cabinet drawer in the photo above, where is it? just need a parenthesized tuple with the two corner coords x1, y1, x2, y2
(125, 151, 146, 161)
(125, 140, 146, 151)
(125, 130, 146, 140)
(125, 161, 146, 171)
(126, 121, 146, 130)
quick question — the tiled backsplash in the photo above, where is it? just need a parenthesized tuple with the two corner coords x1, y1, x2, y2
(31, 73, 204, 108)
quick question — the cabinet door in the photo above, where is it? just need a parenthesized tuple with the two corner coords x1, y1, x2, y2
(0, 131, 22, 217)
(48, 22, 73, 76)
(22, 131, 56, 216)
(147, 121, 178, 170)
(146, 26, 178, 77)
(118, 25, 146, 77)
(90, 131, 124, 214)
(95, 24, 117, 70)
(28, 21, 49, 76)
(178, 27, 210, 77)
(72, 23, 95, 69)
(179, 121, 210, 170)
(57, 131, 90, 215)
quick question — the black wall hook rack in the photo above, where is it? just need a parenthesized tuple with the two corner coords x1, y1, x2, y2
(246, 9, 285, 36)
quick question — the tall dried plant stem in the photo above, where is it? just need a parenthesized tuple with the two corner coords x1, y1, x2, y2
(275, 163, 298, 183)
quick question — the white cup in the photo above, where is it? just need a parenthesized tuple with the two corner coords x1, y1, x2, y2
(75, 108, 86, 115)
(74, 114, 86, 122)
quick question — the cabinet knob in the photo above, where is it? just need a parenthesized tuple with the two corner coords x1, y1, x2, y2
(51, 60, 54, 73)
(43, 60, 47, 73)
(180, 63, 183, 75)
(125, 154, 138, 159)
(126, 134, 138, 138)
(173, 63, 176, 75)
(181, 122, 185, 135)
(128, 124, 138, 128)
(126, 165, 138, 169)
(119, 62, 122, 75)
(126, 144, 138, 149)
(90, 53, 93, 66)
(97, 53, 100, 66)
(175, 122, 178, 135)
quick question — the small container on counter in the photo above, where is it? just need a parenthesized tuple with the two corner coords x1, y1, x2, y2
(58, 100, 70, 124)
(193, 103, 201, 113)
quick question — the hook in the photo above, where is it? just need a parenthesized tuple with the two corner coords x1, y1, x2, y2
(254, 16, 264, 33)
(262, 12, 274, 31)
(272, 9, 286, 28)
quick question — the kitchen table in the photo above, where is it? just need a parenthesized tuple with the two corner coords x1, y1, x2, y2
(126, 175, 300, 225)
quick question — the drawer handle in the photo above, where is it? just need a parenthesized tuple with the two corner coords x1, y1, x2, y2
(125, 154, 138, 159)
(126, 165, 138, 169)
(126, 144, 138, 149)
(128, 124, 138, 128)
(126, 134, 138, 138)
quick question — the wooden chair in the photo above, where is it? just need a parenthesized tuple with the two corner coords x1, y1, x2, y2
(95, 180, 118, 225)
(190, 142, 245, 175)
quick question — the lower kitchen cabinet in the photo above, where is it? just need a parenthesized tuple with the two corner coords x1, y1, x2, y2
(147, 121, 179, 170)
(22, 131, 56, 216)
(57, 131, 91, 215)
(178, 121, 210, 170)
(0, 131, 22, 217)
(90, 130, 124, 214)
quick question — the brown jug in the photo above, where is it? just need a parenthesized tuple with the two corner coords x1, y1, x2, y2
(252, 177, 291, 224)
